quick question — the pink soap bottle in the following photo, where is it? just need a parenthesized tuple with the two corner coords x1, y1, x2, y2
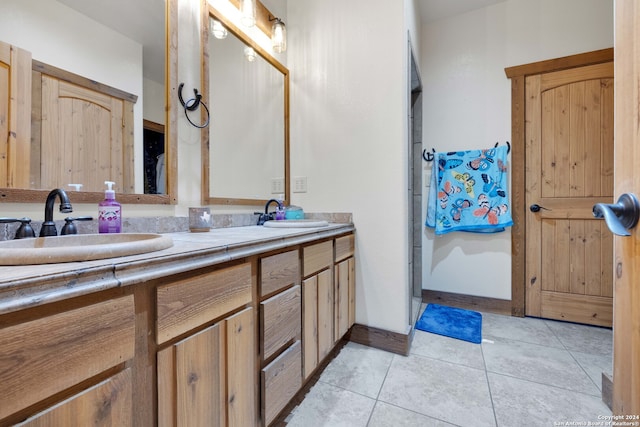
(98, 181, 122, 233)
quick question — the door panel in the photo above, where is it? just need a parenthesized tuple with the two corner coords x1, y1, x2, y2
(613, 0, 640, 413)
(526, 62, 614, 326)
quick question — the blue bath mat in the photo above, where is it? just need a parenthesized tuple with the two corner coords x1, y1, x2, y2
(416, 304, 482, 344)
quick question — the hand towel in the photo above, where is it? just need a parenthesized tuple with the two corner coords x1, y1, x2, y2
(425, 146, 513, 235)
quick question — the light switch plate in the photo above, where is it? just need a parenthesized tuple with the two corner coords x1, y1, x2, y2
(293, 176, 307, 193)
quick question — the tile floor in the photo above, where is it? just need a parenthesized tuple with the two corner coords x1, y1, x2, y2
(282, 309, 613, 426)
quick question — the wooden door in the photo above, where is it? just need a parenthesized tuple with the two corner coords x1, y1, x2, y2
(0, 40, 31, 188)
(612, 0, 640, 413)
(525, 62, 614, 327)
(39, 75, 128, 192)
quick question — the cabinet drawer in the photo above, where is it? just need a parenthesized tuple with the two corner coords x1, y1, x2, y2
(335, 234, 355, 263)
(303, 240, 333, 277)
(0, 296, 135, 421)
(260, 249, 299, 297)
(156, 262, 252, 344)
(261, 285, 301, 361)
(261, 341, 302, 426)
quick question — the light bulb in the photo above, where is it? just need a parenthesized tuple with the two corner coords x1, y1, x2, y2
(240, 0, 256, 27)
(210, 19, 228, 39)
(271, 19, 286, 53)
(244, 46, 257, 62)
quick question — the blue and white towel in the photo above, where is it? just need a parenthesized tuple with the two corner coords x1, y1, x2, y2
(425, 146, 513, 235)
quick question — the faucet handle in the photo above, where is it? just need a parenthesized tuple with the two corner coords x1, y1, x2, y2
(61, 216, 93, 235)
(0, 217, 36, 239)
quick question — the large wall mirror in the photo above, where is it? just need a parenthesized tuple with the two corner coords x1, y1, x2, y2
(202, 4, 290, 206)
(0, 0, 177, 204)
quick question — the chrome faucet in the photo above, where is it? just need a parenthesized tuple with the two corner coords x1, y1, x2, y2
(257, 199, 284, 225)
(39, 188, 73, 237)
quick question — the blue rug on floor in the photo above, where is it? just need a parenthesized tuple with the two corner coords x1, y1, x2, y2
(416, 304, 482, 344)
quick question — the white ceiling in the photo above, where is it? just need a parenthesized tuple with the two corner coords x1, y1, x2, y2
(417, 0, 507, 24)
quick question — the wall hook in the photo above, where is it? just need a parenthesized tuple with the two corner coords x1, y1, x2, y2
(423, 148, 435, 162)
(178, 82, 210, 128)
(178, 83, 201, 111)
(494, 141, 511, 154)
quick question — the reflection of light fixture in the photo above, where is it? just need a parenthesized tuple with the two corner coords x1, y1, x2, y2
(244, 46, 257, 62)
(210, 18, 228, 39)
(270, 17, 287, 53)
(240, 0, 256, 27)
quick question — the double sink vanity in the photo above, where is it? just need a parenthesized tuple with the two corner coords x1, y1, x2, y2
(0, 220, 356, 426)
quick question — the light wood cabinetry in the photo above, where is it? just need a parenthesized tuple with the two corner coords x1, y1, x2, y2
(156, 263, 255, 427)
(335, 234, 356, 342)
(0, 229, 355, 427)
(301, 240, 334, 380)
(158, 307, 255, 427)
(0, 295, 135, 425)
(258, 251, 302, 426)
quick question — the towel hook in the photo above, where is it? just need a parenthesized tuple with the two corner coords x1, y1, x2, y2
(423, 148, 435, 162)
(178, 83, 210, 128)
(494, 141, 511, 154)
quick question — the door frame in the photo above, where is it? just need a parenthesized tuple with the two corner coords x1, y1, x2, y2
(504, 48, 614, 316)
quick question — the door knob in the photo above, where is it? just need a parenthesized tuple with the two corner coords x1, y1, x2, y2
(529, 204, 549, 213)
(592, 193, 640, 236)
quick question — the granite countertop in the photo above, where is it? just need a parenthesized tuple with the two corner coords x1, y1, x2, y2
(0, 223, 354, 316)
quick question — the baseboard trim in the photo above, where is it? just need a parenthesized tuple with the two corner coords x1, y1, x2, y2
(348, 323, 411, 356)
(422, 290, 512, 316)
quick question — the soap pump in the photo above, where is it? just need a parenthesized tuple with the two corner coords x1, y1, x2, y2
(98, 181, 122, 233)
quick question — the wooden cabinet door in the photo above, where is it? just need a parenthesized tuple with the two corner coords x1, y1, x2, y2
(20, 369, 133, 427)
(157, 307, 255, 427)
(335, 257, 355, 340)
(301, 269, 333, 380)
(0, 40, 31, 188)
(525, 62, 614, 326)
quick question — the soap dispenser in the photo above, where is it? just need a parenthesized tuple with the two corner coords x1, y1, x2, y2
(98, 181, 122, 233)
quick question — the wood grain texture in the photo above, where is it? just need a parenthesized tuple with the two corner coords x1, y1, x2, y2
(524, 58, 613, 326)
(334, 234, 355, 263)
(226, 307, 256, 427)
(541, 291, 612, 327)
(302, 275, 318, 380)
(317, 269, 333, 361)
(20, 368, 133, 427)
(422, 290, 512, 316)
(156, 262, 252, 344)
(260, 285, 301, 361)
(302, 240, 332, 277)
(0, 295, 135, 420)
(613, 0, 640, 413)
(335, 259, 350, 340)
(260, 249, 299, 297)
(348, 323, 410, 356)
(261, 341, 302, 426)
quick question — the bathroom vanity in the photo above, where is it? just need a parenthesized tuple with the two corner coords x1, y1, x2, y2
(0, 223, 355, 426)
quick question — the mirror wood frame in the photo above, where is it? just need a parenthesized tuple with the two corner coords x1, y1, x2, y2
(0, 0, 178, 205)
(201, 2, 290, 207)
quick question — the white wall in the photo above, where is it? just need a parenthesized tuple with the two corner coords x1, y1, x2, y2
(421, 0, 613, 300)
(287, 0, 412, 334)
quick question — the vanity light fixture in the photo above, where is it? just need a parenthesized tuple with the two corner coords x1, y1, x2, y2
(240, 0, 257, 27)
(270, 17, 287, 53)
(210, 18, 228, 39)
(244, 46, 257, 62)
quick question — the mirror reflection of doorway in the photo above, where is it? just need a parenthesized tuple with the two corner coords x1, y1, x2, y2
(143, 119, 165, 194)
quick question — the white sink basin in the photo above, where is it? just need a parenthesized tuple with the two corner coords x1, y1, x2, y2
(0, 233, 173, 265)
(263, 219, 329, 228)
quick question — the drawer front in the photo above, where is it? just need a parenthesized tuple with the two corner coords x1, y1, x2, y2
(261, 285, 301, 361)
(261, 341, 302, 426)
(0, 296, 135, 421)
(260, 249, 299, 297)
(157, 262, 252, 344)
(334, 234, 355, 263)
(303, 240, 333, 277)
